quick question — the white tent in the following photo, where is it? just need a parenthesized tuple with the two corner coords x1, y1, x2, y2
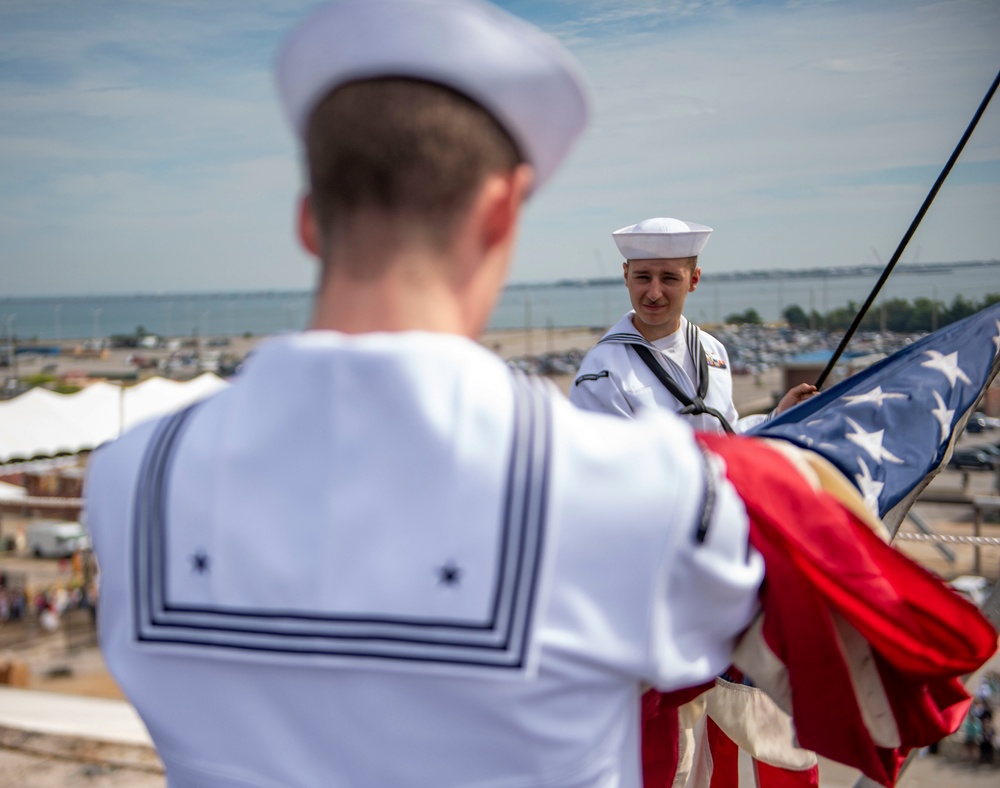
(0, 374, 229, 464)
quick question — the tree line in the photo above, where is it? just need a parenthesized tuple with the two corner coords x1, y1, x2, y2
(724, 293, 1000, 332)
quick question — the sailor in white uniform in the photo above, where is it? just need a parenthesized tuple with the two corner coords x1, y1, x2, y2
(571, 218, 816, 432)
(85, 3, 767, 786)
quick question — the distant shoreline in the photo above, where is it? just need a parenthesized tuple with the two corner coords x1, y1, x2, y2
(539, 258, 1000, 289)
(2, 259, 998, 303)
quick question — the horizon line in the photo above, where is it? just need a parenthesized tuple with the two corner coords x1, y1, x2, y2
(2, 258, 999, 302)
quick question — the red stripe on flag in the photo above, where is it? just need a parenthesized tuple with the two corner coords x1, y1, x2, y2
(755, 759, 819, 788)
(706, 717, 740, 788)
(641, 690, 680, 788)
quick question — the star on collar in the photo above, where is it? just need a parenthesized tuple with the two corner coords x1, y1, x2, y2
(854, 459, 884, 515)
(191, 550, 210, 574)
(842, 386, 907, 407)
(993, 319, 1000, 356)
(920, 350, 972, 388)
(930, 389, 955, 443)
(845, 417, 904, 465)
(437, 561, 462, 587)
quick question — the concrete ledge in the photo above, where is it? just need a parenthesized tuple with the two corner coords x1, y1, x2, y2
(0, 687, 161, 774)
(0, 726, 162, 773)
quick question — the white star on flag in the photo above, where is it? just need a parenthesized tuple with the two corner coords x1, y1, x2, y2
(793, 433, 840, 454)
(842, 386, 908, 407)
(920, 350, 972, 388)
(854, 459, 885, 515)
(752, 303, 1000, 533)
(845, 417, 904, 465)
(930, 390, 955, 443)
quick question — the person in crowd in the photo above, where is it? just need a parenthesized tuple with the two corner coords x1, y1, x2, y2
(980, 712, 995, 764)
(962, 706, 983, 759)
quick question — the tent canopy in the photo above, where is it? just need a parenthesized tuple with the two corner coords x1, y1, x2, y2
(0, 374, 228, 464)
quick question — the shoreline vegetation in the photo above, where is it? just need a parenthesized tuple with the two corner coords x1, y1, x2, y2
(728, 291, 1000, 333)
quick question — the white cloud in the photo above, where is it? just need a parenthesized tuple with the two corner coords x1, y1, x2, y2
(509, 0, 1000, 281)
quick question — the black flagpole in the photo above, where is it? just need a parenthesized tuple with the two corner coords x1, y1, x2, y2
(815, 67, 1000, 390)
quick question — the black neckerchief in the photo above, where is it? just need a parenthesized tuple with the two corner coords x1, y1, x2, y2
(598, 322, 735, 434)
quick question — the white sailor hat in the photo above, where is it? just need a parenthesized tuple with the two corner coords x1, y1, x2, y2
(275, 0, 589, 192)
(612, 217, 713, 260)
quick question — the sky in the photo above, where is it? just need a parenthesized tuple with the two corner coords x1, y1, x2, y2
(1, 0, 998, 297)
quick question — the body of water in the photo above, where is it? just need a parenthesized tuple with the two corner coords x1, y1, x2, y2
(2, 260, 997, 342)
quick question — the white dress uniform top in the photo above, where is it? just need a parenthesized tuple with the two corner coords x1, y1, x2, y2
(570, 312, 768, 433)
(87, 333, 763, 787)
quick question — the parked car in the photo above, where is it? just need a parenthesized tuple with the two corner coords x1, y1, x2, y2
(947, 448, 995, 470)
(966, 411, 1000, 433)
(974, 443, 1000, 459)
(25, 520, 90, 558)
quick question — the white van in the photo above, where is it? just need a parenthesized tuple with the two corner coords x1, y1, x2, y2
(25, 520, 90, 559)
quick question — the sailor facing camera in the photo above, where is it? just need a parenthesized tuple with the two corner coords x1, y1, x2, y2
(571, 217, 816, 432)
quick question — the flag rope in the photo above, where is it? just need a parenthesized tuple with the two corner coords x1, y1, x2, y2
(893, 533, 1000, 546)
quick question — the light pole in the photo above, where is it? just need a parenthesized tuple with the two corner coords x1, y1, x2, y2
(118, 381, 127, 437)
(4, 314, 18, 388)
(198, 311, 211, 369)
(524, 292, 532, 357)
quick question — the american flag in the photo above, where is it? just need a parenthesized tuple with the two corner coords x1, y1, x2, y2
(641, 305, 1000, 787)
(696, 429, 998, 787)
(750, 303, 1000, 533)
